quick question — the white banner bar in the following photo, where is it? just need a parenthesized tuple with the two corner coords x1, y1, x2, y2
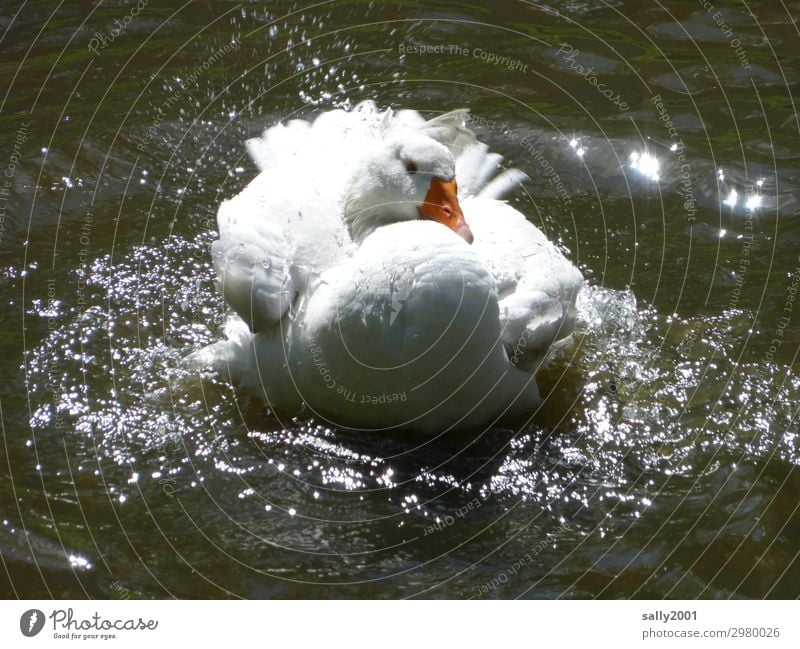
(1, 600, 797, 648)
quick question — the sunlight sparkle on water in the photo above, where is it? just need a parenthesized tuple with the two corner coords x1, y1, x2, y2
(745, 193, 762, 210)
(68, 555, 93, 570)
(629, 151, 659, 181)
(568, 138, 586, 157)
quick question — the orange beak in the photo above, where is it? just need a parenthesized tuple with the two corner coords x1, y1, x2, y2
(418, 178, 474, 244)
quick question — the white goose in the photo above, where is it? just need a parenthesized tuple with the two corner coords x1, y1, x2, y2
(190, 101, 583, 433)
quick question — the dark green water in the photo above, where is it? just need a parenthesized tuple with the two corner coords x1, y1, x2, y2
(2, 0, 799, 599)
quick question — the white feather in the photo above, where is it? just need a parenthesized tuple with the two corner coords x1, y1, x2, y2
(192, 101, 582, 431)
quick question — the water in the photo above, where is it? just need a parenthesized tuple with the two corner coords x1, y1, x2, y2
(2, 0, 799, 598)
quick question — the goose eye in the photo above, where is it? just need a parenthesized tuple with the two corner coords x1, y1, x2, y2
(405, 160, 418, 175)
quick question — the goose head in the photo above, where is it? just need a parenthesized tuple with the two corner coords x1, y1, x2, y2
(342, 132, 473, 244)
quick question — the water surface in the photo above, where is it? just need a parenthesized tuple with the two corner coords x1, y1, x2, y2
(2, 0, 799, 598)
